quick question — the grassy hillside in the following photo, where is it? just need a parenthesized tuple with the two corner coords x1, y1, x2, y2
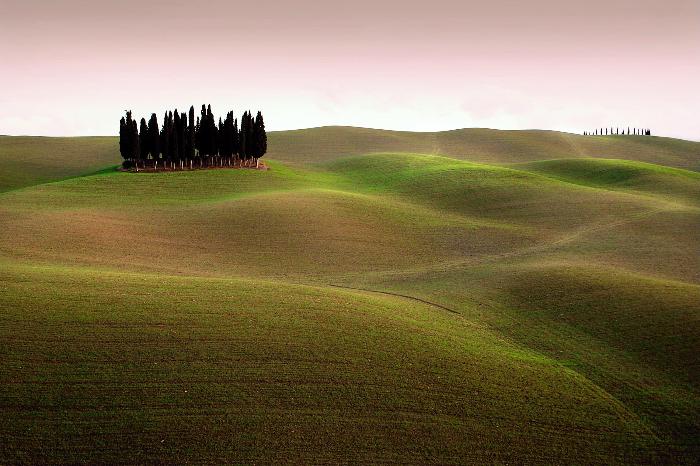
(515, 158, 700, 203)
(0, 128, 698, 463)
(0, 136, 119, 192)
(1, 262, 660, 464)
(266, 126, 700, 171)
(1, 127, 698, 192)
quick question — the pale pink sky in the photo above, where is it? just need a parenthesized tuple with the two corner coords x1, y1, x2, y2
(1, 0, 699, 139)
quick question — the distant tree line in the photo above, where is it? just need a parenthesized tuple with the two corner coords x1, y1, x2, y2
(119, 105, 267, 171)
(583, 127, 651, 136)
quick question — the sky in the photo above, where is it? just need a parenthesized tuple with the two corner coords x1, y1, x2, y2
(1, 0, 699, 139)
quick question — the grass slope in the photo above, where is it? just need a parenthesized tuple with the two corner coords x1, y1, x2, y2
(0, 136, 119, 192)
(266, 126, 700, 171)
(0, 263, 658, 464)
(1, 129, 699, 463)
(515, 158, 700, 204)
(1, 126, 698, 192)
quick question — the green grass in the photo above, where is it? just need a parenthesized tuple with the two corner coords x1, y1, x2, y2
(0, 128, 699, 463)
(0, 262, 662, 464)
(0, 136, 119, 192)
(515, 158, 700, 204)
(267, 127, 700, 171)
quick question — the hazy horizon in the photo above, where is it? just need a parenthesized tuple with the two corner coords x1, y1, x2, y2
(3, 125, 698, 142)
(2, 0, 699, 139)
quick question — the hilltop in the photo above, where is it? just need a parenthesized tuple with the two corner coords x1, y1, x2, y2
(0, 127, 698, 463)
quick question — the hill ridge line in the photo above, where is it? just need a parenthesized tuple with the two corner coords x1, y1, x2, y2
(325, 283, 463, 316)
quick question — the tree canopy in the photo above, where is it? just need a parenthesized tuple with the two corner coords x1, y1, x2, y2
(119, 105, 267, 170)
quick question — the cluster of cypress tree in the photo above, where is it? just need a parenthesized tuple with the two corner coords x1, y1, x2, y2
(119, 105, 267, 171)
(583, 127, 651, 136)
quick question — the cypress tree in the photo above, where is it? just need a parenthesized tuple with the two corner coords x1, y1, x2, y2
(172, 110, 180, 169)
(206, 105, 213, 162)
(187, 106, 195, 166)
(239, 111, 249, 163)
(148, 113, 160, 167)
(218, 117, 225, 165)
(170, 111, 177, 168)
(131, 118, 139, 166)
(119, 116, 127, 163)
(199, 105, 207, 164)
(232, 117, 239, 164)
(179, 112, 187, 168)
(159, 112, 168, 169)
(195, 116, 201, 166)
(138, 118, 149, 171)
(119, 111, 138, 168)
(253, 111, 267, 167)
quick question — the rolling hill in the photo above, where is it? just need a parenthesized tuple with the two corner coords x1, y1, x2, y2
(0, 128, 698, 463)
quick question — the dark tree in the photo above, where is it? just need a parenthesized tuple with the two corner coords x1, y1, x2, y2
(130, 116, 139, 167)
(138, 118, 149, 171)
(218, 117, 225, 165)
(187, 106, 195, 167)
(119, 116, 127, 162)
(198, 105, 207, 163)
(148, 113, 160, 166)
(253, 111, 268, 166)
(239, 111, 249, 163)
(119, 112, 130, 166)
(118, 111, 140, 168)
(172, 111, 180, 168)
(120, 104, 267, 171)
(179, 112, 187, 168)
(194, 116, 201, 166)
(232, 117, 239, 163)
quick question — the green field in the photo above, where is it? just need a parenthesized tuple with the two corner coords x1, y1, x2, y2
(1, 128, 698, 463)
